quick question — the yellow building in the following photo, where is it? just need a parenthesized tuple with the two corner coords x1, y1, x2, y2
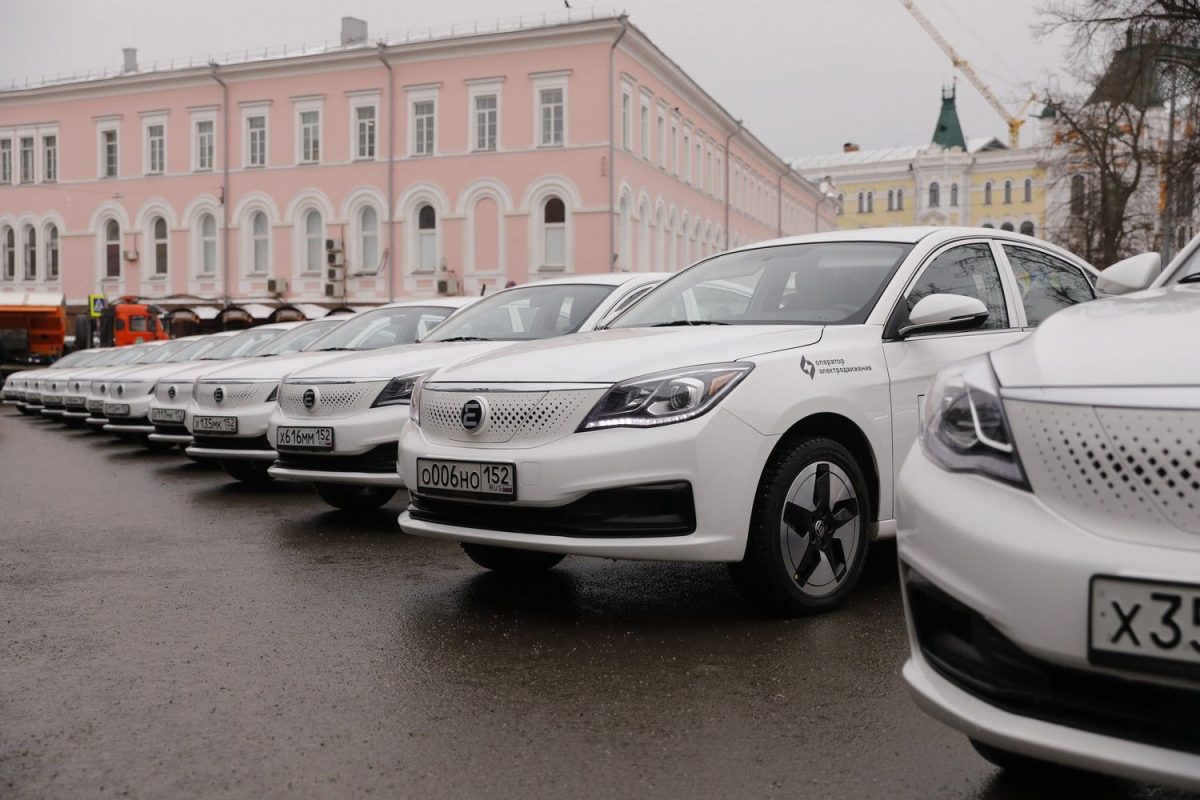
(793, 88, 1047, 238)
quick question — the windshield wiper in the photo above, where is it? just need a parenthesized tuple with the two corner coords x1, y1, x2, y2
(434, 336, 491, 342)
(1178, 272, 1200, 284)
(315, 346, 356, 352)
(649, 320, 730, 327)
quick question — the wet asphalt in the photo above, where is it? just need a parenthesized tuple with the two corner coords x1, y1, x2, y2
(0, 406, 1195, 800)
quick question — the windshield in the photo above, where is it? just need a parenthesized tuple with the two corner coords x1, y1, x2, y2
(306, 306, 454, 351)
(1163, 239, 1200, 284)
(199, 327, 287, 360)
(140, 339, 205, 364)
(611, 242, 913, 328)
(422, 285, 613, 342)
(256, 318, 346, 356)
(54, 350, 97, 368)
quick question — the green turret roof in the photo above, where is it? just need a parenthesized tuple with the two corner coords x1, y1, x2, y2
(932, 86, 967, 150)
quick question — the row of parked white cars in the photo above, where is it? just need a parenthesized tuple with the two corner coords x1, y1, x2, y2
(4, 226, 1198, 790)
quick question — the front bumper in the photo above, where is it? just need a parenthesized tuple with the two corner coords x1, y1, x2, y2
(397, 408, 774, 562)
(185, 404, 275, 462)
(897, 446, 1200, 790)
(266, 404, 409, 487)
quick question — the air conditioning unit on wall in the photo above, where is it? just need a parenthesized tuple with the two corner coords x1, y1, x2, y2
(266, 277, 288, 295)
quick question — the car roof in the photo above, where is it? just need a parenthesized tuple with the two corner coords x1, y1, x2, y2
(377, 296, 477, 310)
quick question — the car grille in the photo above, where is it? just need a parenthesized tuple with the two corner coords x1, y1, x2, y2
(275, 443, 397, 473)
(905, 565, 1200, 757)
(278, 381, 386, 419)
(194, 381, 275, 410)
(155, 382, 194, 403)
(1006, 400, 1200, 549)
(419, 387, 604, 446)
(192, 434, 272, 451)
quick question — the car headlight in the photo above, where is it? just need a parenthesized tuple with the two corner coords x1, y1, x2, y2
(371, 373, 427, 408)
(578, 363, 753, 431)
(410, 375, 426, 426)
(265, 385, 278, 403)
(920, 355, 1028, 489)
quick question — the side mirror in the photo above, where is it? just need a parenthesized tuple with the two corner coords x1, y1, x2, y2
(1096, 252, 1160, 295)
(898, 294, 989, 339)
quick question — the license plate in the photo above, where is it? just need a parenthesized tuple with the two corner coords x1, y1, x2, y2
(193, 415, 238, 434)
(43, 394, 62, 404)
(65, 396, 86, 408)
(276, 426, 334, 451)
(103, 402, 130, 416)
(151, 407, 186, 424)
(1090, 575, 1200, 679)
(415, 458, 516, 501)
(87, 399, 102, 412)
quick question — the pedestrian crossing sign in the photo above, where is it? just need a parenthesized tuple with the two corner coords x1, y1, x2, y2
(89, 294, 106, 318)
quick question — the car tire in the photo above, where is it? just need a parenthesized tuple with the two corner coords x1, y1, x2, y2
(461, 543, 565, 573)
(729, 436, 871, 617)
(219, 458, 273, 485)
(313, 482, 395, 512)
(970, 739, 1066, 776)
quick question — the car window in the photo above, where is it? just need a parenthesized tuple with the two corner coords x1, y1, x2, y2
(423, 285, 615, 342)
(199, 327, 286, 360)
(906, 243, 1009, 331)
(1002, 245, 1095, 327)
(612, 242, 913, 328)
(307, 306, 454, 351)
(253, 319, 344, 356)
(129, 316, 148, 332)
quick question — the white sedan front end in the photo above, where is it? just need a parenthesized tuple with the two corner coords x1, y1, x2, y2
(897, 287, 1200, 791)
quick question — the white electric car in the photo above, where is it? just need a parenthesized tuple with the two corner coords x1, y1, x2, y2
(144, 320, 320, 450)
(186, 298, 472, 484)
(896, 283, 1200, 791)
(73, 341, 173, 428)
(269, 273, 667, 511)
(3, 349, 104, 411)
(395, 228, 1152, 616)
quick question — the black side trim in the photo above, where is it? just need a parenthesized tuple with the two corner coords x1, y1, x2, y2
(275, 442, 397, 473)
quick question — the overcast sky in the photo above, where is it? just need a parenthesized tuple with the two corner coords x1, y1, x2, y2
(0, 0, 1076, 157)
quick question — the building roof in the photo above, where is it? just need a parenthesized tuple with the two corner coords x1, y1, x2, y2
(790, 136, 1006, 172)
(931, 86, 967, 150)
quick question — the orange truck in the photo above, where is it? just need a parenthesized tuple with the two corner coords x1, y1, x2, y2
(96, 298, 169, 348)
(0, 291, 67, 366)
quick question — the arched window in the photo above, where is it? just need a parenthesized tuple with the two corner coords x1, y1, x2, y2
(542, 196, 566, 268)
(887, 189, 895, 212)
(152, 217, 168, 276)
(1023, 178, 1033, 203)
(637, 202, 650, 271)
(45, 225, 59, 280)
(984, 181, 994, 205)
(199, 213, 217, 274)
(1019, 221, 1035, 237)
(981, 223, 995, 229)
(304, 209, 323, 273)
(896, 189, 904, 211)
(866, 191, 874, 213)
(655, 206, 666, 270)
(358, 205, 379, 271)
(1000, 222, 1014, 232)
(251, 212, 269, 274)
(1068, 175, 1090, 217)
(104, 219, 121, 278)
(417, 204, 437, 271)
(22, 225, 35, 280)
(1003, 180, 1013, 204)
(950, 183, 959, 207)
(929, 182, 940, 208)
(618, 196, 631, 269)
(2, 227, 13, 280)
(857, 192, 865, 214)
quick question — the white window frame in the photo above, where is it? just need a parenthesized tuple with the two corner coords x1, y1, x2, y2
(533, 71, 569, 148)
(347, 91, 380, 162)
(406, 85, 438, 158)
(355, 204, 381, 273)
(621, 81, 633, 151)
(96, 118, 120, 179)
(240, 102, 270, 169)
(44, 222, 59, 280)
(18, 135, 34, 184)
(149, 215, 169, 278)
(292, 96, 324, 165)
(0, 136, 12, 184)
(639, 91, 651, 160)
(682, 124, 692, 184)
(190, 108, 217, 172)
(656, 105, 667, 169)
(670, 116, 679, 175)
(466, 79, 503, 153)
(245, 209, 270, 276)
(142, 112, 167, 176)
(194, 211, 219, 276)
(411, 202, 440, 274)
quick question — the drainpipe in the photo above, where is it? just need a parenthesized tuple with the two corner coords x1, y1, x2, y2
(377, 43, 396, 301)
(723, 120, 742, 249)
(209, 61, 231, 305)
(608, 14, 629, 272)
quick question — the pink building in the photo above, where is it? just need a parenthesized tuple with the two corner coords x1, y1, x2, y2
(0, 11, 830, 322)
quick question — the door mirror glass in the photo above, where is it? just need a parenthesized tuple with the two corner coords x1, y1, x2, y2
(1097, 252, 1160, 295)
(898, 294, 989, 338)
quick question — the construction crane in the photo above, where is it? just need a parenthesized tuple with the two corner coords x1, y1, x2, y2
(899, 0, 1032, 148)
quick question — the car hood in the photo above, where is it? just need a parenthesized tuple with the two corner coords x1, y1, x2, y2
(285, 341, 510, 381)
(430, 326, 825, 384)
(194, 350, 350, 382)
(153, 358, 255, 384)
(992, 285, 1200, 388)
